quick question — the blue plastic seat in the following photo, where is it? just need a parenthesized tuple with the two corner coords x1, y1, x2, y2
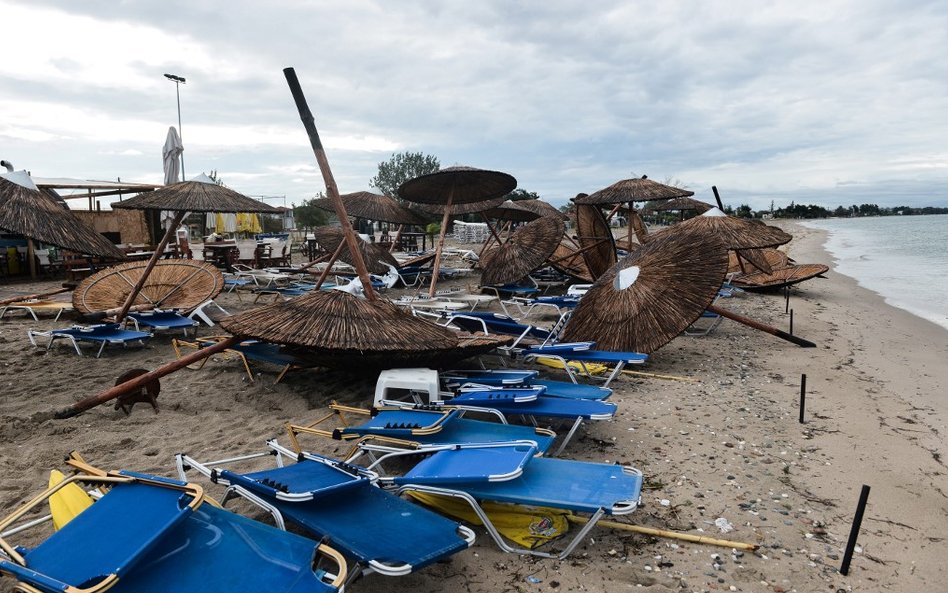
(177, 447, 474, 579)
(127, 309, 198, 337)
(0, 472, 345, 593)
(363, 443, 643, 560)
(28, 323, 152, 357)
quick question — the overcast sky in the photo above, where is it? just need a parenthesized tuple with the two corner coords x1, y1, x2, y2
(2, 0, 946, 211)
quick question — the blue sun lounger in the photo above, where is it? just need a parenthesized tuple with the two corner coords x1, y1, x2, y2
(286, 402, 558, 455)
(350, 441, 644, 559)
(442, 369, 613, 401)
(176, 441, 474, 581)
(0, 469, 346, 593)
(27, 323, 152, 358)
(126, 309, 199, 337)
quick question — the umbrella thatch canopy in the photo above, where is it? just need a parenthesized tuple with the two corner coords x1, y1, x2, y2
(283, 331, 514, 372)
(313, 191, 427, 226)
(728, 248, 792, 274)
(481, 200, 540, 222)
(648, 207, 792, 250)
(311, 226, 399, 274)
(574, 176, 694, 206)
(111, 174, 279, 214)
(0, 170, 125, 259)
(221, 289, 458, 353)
(399, 165, 517, 296)
(561, 233, 729, 354)
(730, 264, 829, 292)
(73, 260, 224, 313)
(399, 166, 516, 205)
(653, 196, 713, 213)
(574, 204, 617, 279)
(415, 195, 507, 216)
(548, 239, 594, 282)
(481, 215, 566, 285)
(515, 199, 568, 220)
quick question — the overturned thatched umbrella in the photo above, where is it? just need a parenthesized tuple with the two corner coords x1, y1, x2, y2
(574, 203, 617, 279)
(109, 173, 279, 322)
(222, 289, 458, 352)
(561, 232, 729, 354)
(480, 215, 566, 286)
(728, 248, 793, 275)
(548, 237, 594, 282)
(399, 166, 517, 296)
(730, 264, 829, 292)
(73, 260, 223, 314)
(311, 226, 399, 274)
(0, 168, 126, 275)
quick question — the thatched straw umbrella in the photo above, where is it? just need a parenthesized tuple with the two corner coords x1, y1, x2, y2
(480, 215, 566, 286)
(561, 232, 729, 354)
(728, 248, 792, 275)
(653, 196, 713, 217)
(73, 260, 223, 314)
(574, 175, 694, 248)
(310, 226, 399, 274)
(517, 199, 569, 220)
(648, 208, 791, 275)
(0, 168, 126, 276)
(313, 191, 427, 226)
(482, 200, 539, 223)
(221, 289, 458, 353)
(399, 166, 516, 296)
(548, 237, 594, 282)
(312, 191, 428, 253)
(574, 203, 617, 279)
(109, 173, 279, 321)
(730, 264, 829, 292)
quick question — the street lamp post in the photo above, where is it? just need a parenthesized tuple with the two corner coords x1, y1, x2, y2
(163, 73, 186, 180)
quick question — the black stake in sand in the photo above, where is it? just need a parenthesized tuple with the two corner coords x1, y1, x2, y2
(799, 373, 807, 423)
(785, 286, 791, 313)
(790, 309, 794, 335)
(840, 485, 871, 575)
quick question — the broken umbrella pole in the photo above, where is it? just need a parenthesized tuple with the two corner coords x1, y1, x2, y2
(0, 286, 72, 307)
(706, 304, 816, 348)
(52, 335, 241, 419)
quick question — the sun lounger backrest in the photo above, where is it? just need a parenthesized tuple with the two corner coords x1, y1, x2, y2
(10, 480, 196, 592)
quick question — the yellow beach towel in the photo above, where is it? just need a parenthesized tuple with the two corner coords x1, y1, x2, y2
(48, 470, 93, 530)
(407, 491, 568, 549)
(532, 356, 609, 376)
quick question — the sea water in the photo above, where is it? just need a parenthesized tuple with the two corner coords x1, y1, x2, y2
(801, 214, 948, 331)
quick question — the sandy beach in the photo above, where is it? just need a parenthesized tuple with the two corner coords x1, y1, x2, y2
(0, 222, 945, 593)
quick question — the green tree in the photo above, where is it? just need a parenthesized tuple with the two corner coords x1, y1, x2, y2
(370, 152, 440, 199)
(504, 188, 540, 201)
(734, 204, 753, 218)
(293, 193, 331, 229)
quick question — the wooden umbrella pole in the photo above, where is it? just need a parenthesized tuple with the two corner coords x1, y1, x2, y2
(284, 67, 376, 300)
(53, 335, 241, 419)
(428, 191, 454, 297)
(0, 287, 71, 307)
(605, 203, 623, 221)
(313, 241, 347, 289)
(707, 304, 816, 348)
(388, 224, 404, 253)
(27, 239, 37, 279)
(115, 210, 186, 323)
(628, 202, 635, 251)
(477, 233, 497, 261)
(565, 515, 758, 551)
(548, 237, 610, 264)
(479, 212, 505, 245)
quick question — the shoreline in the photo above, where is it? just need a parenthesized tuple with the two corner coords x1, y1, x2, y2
(0, 230, 945, 593)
